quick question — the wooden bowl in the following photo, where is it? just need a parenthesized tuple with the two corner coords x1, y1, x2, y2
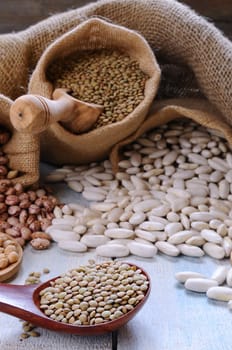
(0, 234, 23, 282)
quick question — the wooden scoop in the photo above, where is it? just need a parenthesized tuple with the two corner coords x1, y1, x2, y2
(0, 263, 150, 335)
(9, 89, 103, 134)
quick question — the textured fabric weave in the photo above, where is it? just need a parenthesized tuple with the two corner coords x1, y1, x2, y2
(29, 18, 160, 164)
(0, 0, 231, 175)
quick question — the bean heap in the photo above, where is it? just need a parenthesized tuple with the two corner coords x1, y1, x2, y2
(0, 127, 18, 180)
(0, 233, 20, 269)
(175, 265, 232, 312)
(46, 119, 232, 260)
(0, 180, 58, 249)
(39, 261, 149, 325)
(47, 49, 147, 129)
(0, 125, 59, 249)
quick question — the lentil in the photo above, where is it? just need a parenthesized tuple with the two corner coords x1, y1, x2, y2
(39, 261, 149, 325)
(47, 49, 147, 129)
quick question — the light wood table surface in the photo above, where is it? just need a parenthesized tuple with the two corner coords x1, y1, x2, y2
(0, 164, 231, 350)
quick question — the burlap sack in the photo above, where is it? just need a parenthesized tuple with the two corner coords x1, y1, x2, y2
(28, 18, 160, 164)
(0, 96, 40, 186)
(0, 0, 230, 121)
(0, 0, 232, 170)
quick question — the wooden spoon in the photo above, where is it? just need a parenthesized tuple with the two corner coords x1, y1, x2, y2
(0, 235, 23, 282)
(9, 88, 104, 134)
(0, 263, 151, 335)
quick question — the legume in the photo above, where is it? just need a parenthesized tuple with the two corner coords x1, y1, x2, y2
(0, 233, 20, 269)
(39, 261, 149, 325)
(45, 119, 232, 260)
(47, 49, 147, 129)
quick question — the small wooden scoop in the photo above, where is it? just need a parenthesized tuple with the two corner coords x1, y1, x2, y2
(0, 263, 150, 335)
(10, 89, 103, 134)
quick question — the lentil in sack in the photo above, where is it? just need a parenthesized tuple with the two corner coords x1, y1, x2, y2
(28, 18, 160, 165)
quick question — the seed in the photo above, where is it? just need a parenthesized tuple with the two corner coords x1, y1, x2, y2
(155, 241, 180, 257)
(58, 240, 87, 252)
(20, 333, 30, 339)
(203, 243, 225, 260)
(47, 49, 147, 129)
(28, 331, 41, 337)
(184, 278, 218, 292)
(226, 267, 232, 287)
(207, 286, 232, 301)
(175, 271, 207, 283)
(39, 261, 148, 326)
(177, 244, 204, 257)
(127, 241, 157, 258)
(96, 244, 130, 257)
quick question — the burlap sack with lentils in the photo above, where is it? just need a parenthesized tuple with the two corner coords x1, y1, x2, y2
(28, 18, 160, 164)
(0, 97, 39, 186)
(0, 0, 232, 169)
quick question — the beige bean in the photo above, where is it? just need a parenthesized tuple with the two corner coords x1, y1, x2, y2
(96, 244, 130, 257)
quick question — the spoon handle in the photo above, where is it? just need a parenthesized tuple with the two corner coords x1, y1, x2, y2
(9, 88, 103, 134)
(0, 283, 42, 321)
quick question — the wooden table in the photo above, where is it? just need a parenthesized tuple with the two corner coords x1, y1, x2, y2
(0, 2, 232, 349)
(0, 165, 232, 350)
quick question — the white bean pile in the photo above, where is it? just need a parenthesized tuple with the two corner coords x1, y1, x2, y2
(45, 120, 232, 260)
(175, 265, 232, 311)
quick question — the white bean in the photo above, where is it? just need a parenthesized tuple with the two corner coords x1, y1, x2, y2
(96, 244, 130, 257)
(177, 244, 204, 257)
(127, 241, 157, 258)
(211, 266, 229, 285)
(67, 181, 83, 193)
(201, 229, 223, 244)
(129, 212, 146, 225)
(80, 235, 110, 248)
(58, 240, 87, 252)
(135, 229, 156, 243)
(168, 230, 194, 245)
(104, 228, 134, 239)
(49, 230, 80, 242)
(165, 222, 183, 236)
(139, 221, 165, 231)
(185, 278, 218, 293)
(155, 241, 180, 256)
(207, 286, 232, 301)
(226, 267, 232, 287)
(203, 243, 225, 259)
(175, 271, 207, 283)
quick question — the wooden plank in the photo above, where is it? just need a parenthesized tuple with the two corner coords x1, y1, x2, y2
(116, 255, 232, 350)
(0, 246, 112, 350)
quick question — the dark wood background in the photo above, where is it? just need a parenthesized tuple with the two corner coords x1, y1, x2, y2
(0, 0, 231, 38)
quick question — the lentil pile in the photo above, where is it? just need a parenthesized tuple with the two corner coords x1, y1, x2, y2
(47, 49, 147, 129)
(0, 125, 59, 249)
(46, 119, 232, 260)
(39, 261, 149, 325)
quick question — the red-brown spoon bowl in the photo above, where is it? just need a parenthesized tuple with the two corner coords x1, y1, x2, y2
(0, 263, 151, 335)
